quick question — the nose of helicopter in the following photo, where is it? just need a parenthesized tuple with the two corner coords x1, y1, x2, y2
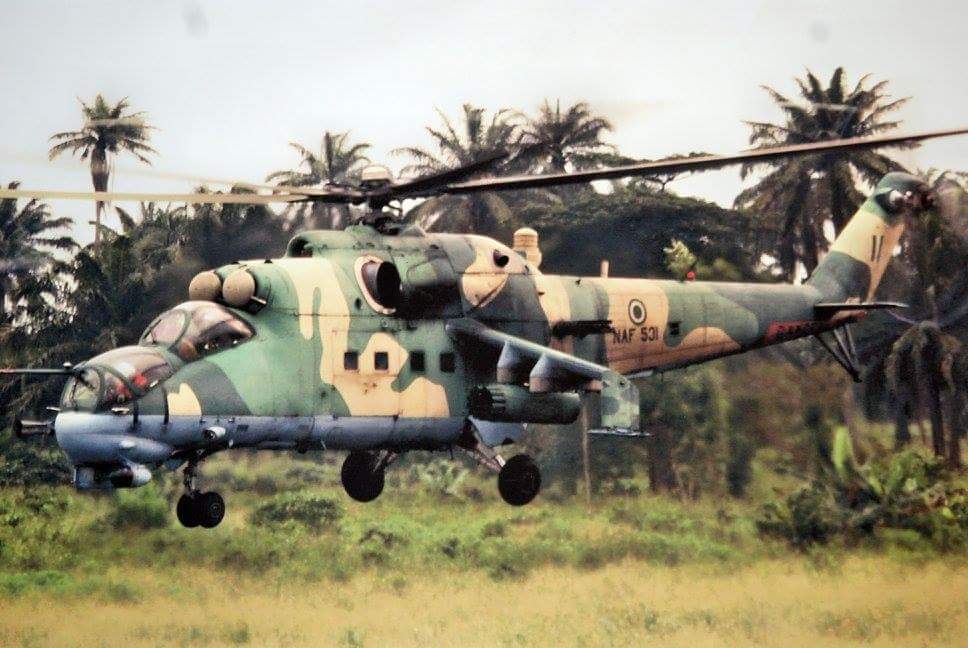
(53, 410, 173, 467)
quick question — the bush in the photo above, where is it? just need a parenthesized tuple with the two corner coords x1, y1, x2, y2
(0, 430, 72, 487)
(109, 483, 169, 529)
(760, 445, 968, 550)
(0, 488, 80, 570)
(250, 492, 343, 531)
(757, 483, 842, 548)
(358, 525, 407, 564)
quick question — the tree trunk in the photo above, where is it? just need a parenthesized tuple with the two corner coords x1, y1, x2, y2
(945, 392, 963, 469)
(647, 425, 677, 493)
(90, 146, 109, 251)
(927, 382, 946, 458)
(893, 392, 912, 450)
(580, 405, 592, 501)
(842, 383, 861, 439)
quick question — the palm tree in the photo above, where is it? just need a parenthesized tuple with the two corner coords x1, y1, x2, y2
(735, 68, 910, 278)
(856, 171, 968, 466)
(114, 202, 188, 270)
(0, 183, 74, 322)
(517, 99, 615, 174)
(266, 131, 371, 230)
(395, 104, 523, 234)
(48, 95, 156, 249)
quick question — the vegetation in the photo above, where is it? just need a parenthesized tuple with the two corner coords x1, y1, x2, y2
(735, 68, 909, 277)
(394, 103, 532, 233)
(0, 459, 966, 645)
(47, 94, 156, 249)
(266, 131, 372, 230)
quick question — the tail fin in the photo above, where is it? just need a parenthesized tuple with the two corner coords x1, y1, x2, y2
(807, 172, 929, 302)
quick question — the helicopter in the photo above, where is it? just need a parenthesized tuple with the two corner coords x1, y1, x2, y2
(1, 127, 966, 528)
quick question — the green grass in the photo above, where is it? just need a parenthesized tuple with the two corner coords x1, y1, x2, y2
(0, 452, 966, 646)
(2, 451, 963, 590)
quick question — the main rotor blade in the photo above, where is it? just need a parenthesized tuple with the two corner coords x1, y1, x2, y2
(0, 188, 310, 204)
(441, 128, 968, 194)
(387, 150, 509, 200)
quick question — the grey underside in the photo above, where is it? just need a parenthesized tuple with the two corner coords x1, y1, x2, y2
(55, 412, 481, 467)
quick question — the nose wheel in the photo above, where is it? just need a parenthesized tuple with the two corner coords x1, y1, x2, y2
(177, 491, 225, 528)
(176, 459, 225, 528)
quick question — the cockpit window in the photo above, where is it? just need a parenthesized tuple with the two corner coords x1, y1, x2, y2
(101, 372, 133, 409)
(62, 369, 101, 411)
(142, 310, 187, 346)
(141, 301, 254, 362)
(62, 347, 176, 411)
(90, 347, 173, 391)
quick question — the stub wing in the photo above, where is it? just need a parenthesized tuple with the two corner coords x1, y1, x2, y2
(446, 318, 640, 434)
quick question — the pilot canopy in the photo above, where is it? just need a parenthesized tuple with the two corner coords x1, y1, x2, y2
(140, 301, 254, 362)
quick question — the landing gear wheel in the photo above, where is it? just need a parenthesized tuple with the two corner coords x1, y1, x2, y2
(176, 493, 200, 528)
(197, 491, 225, 528)
(498, 454, 541, 506)
(341, 451, 385, 502)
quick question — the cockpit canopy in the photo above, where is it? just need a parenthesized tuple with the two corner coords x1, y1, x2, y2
(140, 301, 254, 362)
(62, 346, 173, 412)
(60, 302, 254, 412)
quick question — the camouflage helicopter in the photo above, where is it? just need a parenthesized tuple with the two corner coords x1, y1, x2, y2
(2, 127, 966, 529)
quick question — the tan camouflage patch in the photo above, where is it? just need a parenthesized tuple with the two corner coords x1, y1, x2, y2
(399, 377, 450, 417)
(167, 383, 202, 416)
(460, 236, 529, 310)
(327, 332, 450, 417)
(274, 258, 348, 338)
(825, 205, 906, 301)
(534, 275, 571, 326)
(593, 278, 670, 366)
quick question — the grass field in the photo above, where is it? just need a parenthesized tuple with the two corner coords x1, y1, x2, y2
(0, 557, 965, 647)
(1, 453, 966, 646)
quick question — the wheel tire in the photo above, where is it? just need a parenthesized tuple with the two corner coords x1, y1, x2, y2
(498, 454, 541, 506)
(197, 491, 225, 529)
(341, 452, 385, 503)
(176, 493, 200, 528)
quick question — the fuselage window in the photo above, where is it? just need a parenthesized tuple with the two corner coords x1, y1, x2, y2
(344, 351, 359, 371)
(440, 352, 455, 373)
(374, 351, 389, 372)
(410, 351, 425, 372)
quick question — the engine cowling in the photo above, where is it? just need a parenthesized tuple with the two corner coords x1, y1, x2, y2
(359, 259, 459, 314)
(468, 384, 581, 424)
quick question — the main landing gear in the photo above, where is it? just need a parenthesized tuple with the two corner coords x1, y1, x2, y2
(458, 430, 542, 506)
(341, 450, 396, 502)
(339, 432, 541, 507)
(497, 454, 541, 506)
(176, 459, 225, 529)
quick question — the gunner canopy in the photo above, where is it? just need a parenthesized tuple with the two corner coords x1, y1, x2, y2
(61, 347, 173, 412)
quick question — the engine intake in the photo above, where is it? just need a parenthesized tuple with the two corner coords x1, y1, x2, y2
(359, 258, 459, 314)
(468, 384, 581, 424)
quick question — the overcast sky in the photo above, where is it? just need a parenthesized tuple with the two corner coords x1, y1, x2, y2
(1, 0, 965, 245)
